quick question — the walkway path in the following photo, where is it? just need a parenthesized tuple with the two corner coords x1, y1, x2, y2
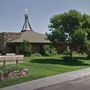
(1, 67, 90, 90)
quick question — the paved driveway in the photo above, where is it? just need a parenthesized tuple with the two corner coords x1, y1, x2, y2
(37, 76, 90, 90)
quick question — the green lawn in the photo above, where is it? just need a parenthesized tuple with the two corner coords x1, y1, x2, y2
(0, 55, 90, 88)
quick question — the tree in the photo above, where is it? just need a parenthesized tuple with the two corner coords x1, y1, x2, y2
(81, 14, 90, 57)
(86, 42, 90, 58)
(19, 40, 32, 56)
(0, 40, 7, 55)
(72, 28, 88, 53)
(47, 9, 90, 59)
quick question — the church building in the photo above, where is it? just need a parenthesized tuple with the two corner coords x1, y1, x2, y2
(0, 11, 50, 54)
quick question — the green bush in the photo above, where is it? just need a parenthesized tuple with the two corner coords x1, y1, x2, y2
(19, 40, 32, 56)
(63, 56, 71, 61)
(43, 45, 57, 56)
(72, 51, 79, 56)
(31, 53, 41, 57)
(0, 65, 23, 74)
(87, 48, 90, 58)
(63, 47, 70, 55)
(0, 69, 3, 74)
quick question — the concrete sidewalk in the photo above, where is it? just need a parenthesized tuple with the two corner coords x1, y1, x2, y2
(1, 67, 90, 90)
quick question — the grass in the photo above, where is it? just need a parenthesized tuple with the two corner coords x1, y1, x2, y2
(0, 55, 90, 88)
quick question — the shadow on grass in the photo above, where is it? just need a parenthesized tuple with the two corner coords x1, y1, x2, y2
(74, 57, 90, 60)
(31, 57, 89, 66)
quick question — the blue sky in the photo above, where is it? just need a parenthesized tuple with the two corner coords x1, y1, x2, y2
(0, 0, 90, 34)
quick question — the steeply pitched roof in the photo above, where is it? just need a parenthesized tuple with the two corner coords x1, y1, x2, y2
(8, 31, 50, 43)
(7, 10, 50, 44)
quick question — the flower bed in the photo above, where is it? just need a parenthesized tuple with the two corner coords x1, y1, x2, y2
(0, 65, 29, 81)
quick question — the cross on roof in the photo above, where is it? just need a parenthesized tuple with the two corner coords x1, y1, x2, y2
(21, 9, 33, 32)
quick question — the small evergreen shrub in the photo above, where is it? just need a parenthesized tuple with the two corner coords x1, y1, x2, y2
(19, 40, 32, 56)
(43, 45, 57, 56)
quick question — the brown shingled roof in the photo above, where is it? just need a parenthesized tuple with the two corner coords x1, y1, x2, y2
(8, 31, 50, 43)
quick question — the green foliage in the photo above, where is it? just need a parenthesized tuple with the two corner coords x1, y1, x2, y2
(61, 10, 82, 34)
(47, 9, 90, 58)
(72, 51, 79, 56)
(46, 30, 66, 43)
(0, 40, 6, 55)
(43, 45, 57, 56)
(63, 47, 70, 55)
(86, 29, 90, 40)
(48, 9, 82, 34)
(0, 65, 23, 74)
(0, 55, 90, 88)
(19, 40, 32, 56)
(31, 53, 41, 57)
(72, 28, 88, 45)
(86, 44, 90, 58)
(82, 14, 90, 29)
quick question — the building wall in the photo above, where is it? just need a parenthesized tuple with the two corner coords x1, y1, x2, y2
(7, 43, 44, 54)
(6, 42, 68, 55)
(31, 43, 42, 54)
(0, 32, 68, 55)
(0, 32, 21, 54)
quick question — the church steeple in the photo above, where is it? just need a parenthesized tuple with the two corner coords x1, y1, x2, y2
(21, 9, 33, 32)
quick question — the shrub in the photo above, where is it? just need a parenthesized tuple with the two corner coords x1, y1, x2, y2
(0, 65, 29, 81)
(1, 65, 23, 73)
(43, 45, 57, 56)
(31, 53, 41, 57)
(63, 56, 71, 61)
(19, 40, 32, 56)
(63, 47, 70, 55)
(72, 51, 79, 56)
(87, 48, 90, 58)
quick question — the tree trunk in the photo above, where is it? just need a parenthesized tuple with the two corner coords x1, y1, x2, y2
(69, 43, 73, 60)
(70, 48, 72, 59)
